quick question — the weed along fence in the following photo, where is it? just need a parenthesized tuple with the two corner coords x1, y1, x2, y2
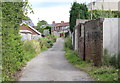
(73, 18, 104, 66)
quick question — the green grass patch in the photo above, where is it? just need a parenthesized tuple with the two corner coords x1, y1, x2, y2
(64, 37, 119, 81)
(65, 49, 118, 81)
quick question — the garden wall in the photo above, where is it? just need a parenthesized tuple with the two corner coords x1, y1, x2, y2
(103, 18, 120, 56)
(73, 18, 104, 66)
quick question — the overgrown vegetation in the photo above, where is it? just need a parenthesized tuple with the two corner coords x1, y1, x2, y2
(38, 35, 56, 51)
(103, 49, 119, 68)
(69, 1, 90, 32)
(1, 1, 56, 81)
(64, 38, 119, 81)
(36, 20, 49, 33)
(69, 1, 120, 33)
(91, 10, 120, 19)
(2, 2, 29, 81)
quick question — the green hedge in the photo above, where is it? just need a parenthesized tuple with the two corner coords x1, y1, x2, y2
(2, 2, 27, 81)
(91, 10, 120, 19)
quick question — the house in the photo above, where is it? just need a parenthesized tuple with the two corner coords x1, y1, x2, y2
(51, 21, 70, 37)
(87, 0, 120, 11)
(20, 21, 42, 40)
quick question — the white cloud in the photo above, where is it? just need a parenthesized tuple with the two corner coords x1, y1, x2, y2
(28, 0, 92, 26)
(28, 4, 71, 25)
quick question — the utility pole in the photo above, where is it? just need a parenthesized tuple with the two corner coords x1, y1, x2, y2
(91, 0, 93, 19)
(102, 0, 104, 10)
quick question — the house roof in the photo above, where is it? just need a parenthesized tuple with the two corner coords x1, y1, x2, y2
(22, 20, 34, 27)
(52, 22, 69, 27)
(20, 22, 41, 35)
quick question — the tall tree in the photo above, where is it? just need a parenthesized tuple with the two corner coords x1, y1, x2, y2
(36, 20, 48, 28)
(69, 2, 90, 32)
(36, 20, 48, 33)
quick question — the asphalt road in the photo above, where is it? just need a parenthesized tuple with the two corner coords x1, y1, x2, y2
(19, 38, 93, 81)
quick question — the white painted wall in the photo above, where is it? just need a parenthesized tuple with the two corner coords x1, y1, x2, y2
(52, 31, 60, 36)
(32, 35, 42, 40)
(20, 33, 32, 40)
(87, 0, 119, 11)
(103, 18, 119, 56)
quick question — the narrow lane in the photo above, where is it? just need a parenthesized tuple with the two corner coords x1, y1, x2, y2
(19, 38, 93, 81)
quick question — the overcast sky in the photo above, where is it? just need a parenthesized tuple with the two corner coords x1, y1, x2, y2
(28, 0, 92, 25)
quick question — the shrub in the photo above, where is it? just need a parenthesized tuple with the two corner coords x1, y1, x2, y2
(64, 37, 73, 50)
(38, 35, 56, 51)
(2, 30, 25, 81)
(103, 49, 119, 68)
(110, 55, 117, 68)
(103, 49, 111, 66)
(22, 40, 41, 63)
(1, 1, 31, 81)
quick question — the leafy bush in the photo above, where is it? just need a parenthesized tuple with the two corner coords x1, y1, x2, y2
(1, 1, 32, 81)
(22, 40, 41, 63)
(64, 37, 73, 50)
(110, 55, 118, 68)
(103, 49, 111, 66)
(38, 35, 56, 51)
(103, 49, 119, 68)
(2, 28, 25, 81)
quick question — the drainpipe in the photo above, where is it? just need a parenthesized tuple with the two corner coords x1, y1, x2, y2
(91, 0, 93, 20)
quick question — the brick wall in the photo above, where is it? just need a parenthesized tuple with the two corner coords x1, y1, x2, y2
(84, 18, 103, 66)
(73, 18, 104, 66)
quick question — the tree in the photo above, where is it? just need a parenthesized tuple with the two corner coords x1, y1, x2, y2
(36, 20, 48, 28)
(69, 2, 90, 32)
(36, 20, 48, 33)
(45, 26, 52, 34)
(36, 26, 52, 34)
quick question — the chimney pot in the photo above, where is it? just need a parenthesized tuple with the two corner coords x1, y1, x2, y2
(52, 21, 55, 24)
(61, 21, 64, 24)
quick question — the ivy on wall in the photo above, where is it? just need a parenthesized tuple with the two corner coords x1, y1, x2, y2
(91, 10, 120, 19)
(1, 1, 29, 81)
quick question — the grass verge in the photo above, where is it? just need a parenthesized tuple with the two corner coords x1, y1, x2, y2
(64, 38, 118, 81)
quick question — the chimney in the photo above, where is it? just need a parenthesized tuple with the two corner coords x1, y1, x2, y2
(52, 21, 55, 24)
(61, 21, 64, 24)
